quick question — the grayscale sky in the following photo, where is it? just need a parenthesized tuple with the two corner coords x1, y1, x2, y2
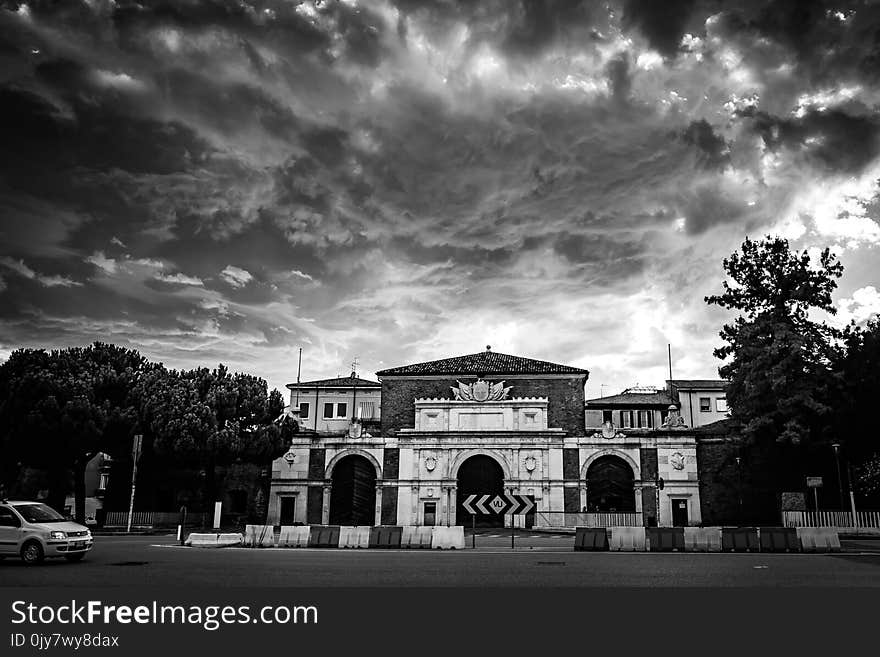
(1, 1, 879, 401)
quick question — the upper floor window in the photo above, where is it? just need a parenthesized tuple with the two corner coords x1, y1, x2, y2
(298, 402, 310, 418)
(323, 402, 348, 419)
(620, 410, 633, 428)
(602, 410, 613, 424)
(716, 398, 728, 413)
(699, 397, 711, 412)
(637, 410, 652, 428)
(98, 473, 109, 491)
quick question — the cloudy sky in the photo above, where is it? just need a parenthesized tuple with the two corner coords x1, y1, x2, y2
(1, 0, 880, 401)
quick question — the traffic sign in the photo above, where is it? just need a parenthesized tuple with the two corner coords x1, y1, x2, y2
(462, 493, 535, 515)
(806, 477, 823, 488)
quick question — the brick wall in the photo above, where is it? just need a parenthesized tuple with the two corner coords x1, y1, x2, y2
(381, 376, 586, 435)
(640, 448, 658, 525)
(564, 487, 580, 513)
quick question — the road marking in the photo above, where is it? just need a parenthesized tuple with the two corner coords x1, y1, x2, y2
(753, 565, 769, 569)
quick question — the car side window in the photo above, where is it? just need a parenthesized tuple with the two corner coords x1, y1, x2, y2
(0, 507, 21, 527)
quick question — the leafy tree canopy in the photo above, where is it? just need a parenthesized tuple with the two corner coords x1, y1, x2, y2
(706, 236, 844, 447)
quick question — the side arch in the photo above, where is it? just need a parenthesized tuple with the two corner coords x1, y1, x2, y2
(580, 449, 640, 480)
(325, 448, 382, 480)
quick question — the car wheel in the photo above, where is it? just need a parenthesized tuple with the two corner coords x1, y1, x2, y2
(65, 553, 85, 563)
(21, 541, 45, 566)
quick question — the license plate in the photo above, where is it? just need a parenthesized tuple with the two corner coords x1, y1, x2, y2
(71, 541, 85, 548)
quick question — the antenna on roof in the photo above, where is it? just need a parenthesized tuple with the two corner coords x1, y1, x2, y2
(350, 357, 359, 378)
(667, 343, 673, 392)
(294, 347, 302, 413)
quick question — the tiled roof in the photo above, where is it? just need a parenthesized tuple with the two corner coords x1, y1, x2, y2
(667, 379, 728, 389)
(375, 350, 588, 376)
(287, 375, 380, 389)
(585, 391, 674, 407)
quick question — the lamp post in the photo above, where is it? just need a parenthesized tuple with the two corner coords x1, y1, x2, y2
(735, 456, 743, 525)
(831, 443, 844, 511)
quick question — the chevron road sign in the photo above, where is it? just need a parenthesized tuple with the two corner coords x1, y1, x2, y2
(462, 493, 535, 515)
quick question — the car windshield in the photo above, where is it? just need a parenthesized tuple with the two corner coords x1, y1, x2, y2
(13, 503, 66, 523)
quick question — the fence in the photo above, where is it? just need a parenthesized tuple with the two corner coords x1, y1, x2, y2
(533, 512, 643, 529)
(103, 511, 207, 530)
(782, 511, 880, 533)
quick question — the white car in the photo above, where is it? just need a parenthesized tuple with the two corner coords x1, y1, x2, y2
(0, 501, 93, 565)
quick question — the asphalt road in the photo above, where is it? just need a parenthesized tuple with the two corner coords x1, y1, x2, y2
(2, 533, 880, 587)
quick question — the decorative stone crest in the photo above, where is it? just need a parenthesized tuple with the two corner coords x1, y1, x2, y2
(524, 455, 537, 472)
(424, 456, 437, 472)
(451, 378, 512, 402)
(660, 405, 688, 429)
(591, 421, 626, 440)
(670, 452, 686, 470)
(283, 448, 296, 465)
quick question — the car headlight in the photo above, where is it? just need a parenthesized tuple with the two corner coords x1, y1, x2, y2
(49, 531, 66, 540)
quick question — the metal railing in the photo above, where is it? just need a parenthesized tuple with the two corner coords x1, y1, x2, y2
(782, 510, 880, 530)
(103, 511, 207, 529)
(533, 512, 643, 528)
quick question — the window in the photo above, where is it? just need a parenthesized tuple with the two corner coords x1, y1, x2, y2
(324, 402, 347, 419)
(98, 473, 109, 491)
(620, 411, 633, 428)
(523, 411, 538, 425)
(0, 507, 20, 527)
(358, 401, 375, 419)
(298, 402, 310, 418)
(637, 410, 652, 428)
(602, 410, 613, 424)
(716, 398, 728, 413)
(699, 397, 711, 412)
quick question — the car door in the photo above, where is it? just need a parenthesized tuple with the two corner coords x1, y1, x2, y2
(0, 506, 22, 555)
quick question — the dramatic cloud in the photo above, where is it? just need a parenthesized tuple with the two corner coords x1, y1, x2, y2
(1, 0, 879, 399)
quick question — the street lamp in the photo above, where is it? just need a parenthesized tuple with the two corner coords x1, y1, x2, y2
(831, 443, 844, 511)
(735, 456, 743, 525)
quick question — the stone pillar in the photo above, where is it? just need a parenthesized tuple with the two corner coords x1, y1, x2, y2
(321, 485, 331, 526)
(374, 484, 383, 526)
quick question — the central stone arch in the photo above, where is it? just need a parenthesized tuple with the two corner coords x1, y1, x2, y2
(454, 452, 508, 528)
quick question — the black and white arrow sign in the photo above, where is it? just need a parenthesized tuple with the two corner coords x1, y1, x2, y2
(462, 493, 535, 515)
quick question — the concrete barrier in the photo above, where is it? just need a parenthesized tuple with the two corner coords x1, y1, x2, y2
(759, 527, 800, 552)
(647, 527, 685, 552)
(721, 527, 759, 552)
(309, 525, 341, 548)
(278, 526, 311, 548)
(339, 526, 372, 548)
(683, 527, 722, 552)
(401, 526, 434, 548)
(369, 526, 403, 548)
(796, 527, 841, 553)
(185, 533, 243, 548)
(608, 527, 646, 551)
(431, 526, 465, 550)
(244, 525, 276, 548)
(574, 528, 609, 551)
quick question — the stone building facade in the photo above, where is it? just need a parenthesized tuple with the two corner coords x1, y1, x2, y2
(267, 348, 704, 528)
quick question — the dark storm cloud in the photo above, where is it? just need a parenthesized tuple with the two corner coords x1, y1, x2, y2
(622, 0, 700, 56)
(743, 107, 880, 174)
(682, 119, 730, 170)
(2, 0, 880, 394)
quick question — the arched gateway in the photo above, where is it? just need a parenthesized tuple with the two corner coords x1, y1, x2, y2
(328, 455, 377, 526)
(456, 455, 505, 528)
(586, 455, 636, 513)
